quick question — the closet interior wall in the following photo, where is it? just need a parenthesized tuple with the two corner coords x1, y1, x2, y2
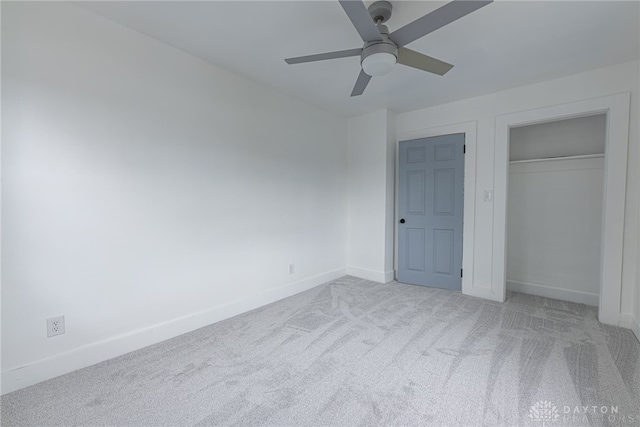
(506, 115, 606, 306)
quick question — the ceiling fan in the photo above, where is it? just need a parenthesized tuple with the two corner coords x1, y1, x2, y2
(285, 0, 492, 96)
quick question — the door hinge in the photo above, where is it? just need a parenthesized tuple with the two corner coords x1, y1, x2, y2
(463, 145, 466, 154)
(461, 268, 463, 278)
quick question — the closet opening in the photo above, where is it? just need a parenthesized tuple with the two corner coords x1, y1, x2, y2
(506, 114, 606, 306)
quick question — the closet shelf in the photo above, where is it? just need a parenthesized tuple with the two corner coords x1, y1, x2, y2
(509, 153, 604, 164)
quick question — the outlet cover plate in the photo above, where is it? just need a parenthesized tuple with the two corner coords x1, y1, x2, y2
(47, 315, 65, 338)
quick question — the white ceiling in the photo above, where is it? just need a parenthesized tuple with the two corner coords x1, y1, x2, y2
(79, 1, 639, 117)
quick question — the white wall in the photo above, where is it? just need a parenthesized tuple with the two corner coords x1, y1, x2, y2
(394, 60, 639, 327)
(509, 114, 606, 161)
(1, 2, 348, 393)
(507, 157, 604, 305)
(346, 109, 395, 283)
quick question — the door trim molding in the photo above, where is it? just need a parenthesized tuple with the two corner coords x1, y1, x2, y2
(396, 121, 478, 297)
(494, 92, 631, 325)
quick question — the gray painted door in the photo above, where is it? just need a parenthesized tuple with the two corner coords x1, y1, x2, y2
(398, 133, 464, 290)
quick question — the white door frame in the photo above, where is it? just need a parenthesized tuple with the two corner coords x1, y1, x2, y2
(494, 93, 631, 325)
(395, 121, 480, 297)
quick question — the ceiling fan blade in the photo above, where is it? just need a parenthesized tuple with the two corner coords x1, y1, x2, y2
(397, 48, 454, 76)
(350, 69, 372, 97)
(389, 0, 492, 48)
(285, 48, 362, 65)
(339, 0, 383, 42)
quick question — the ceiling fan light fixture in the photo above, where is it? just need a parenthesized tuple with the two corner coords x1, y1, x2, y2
(284, 0, 493, 96)
(362, 51, 397, 76)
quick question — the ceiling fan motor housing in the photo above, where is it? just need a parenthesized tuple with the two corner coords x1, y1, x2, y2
(361, 24, 398, 76)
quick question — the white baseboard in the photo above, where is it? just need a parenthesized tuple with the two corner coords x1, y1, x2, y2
(1, 268, 346, 395)
(507, 280, 599, 306)
(346, 266, 393, 283)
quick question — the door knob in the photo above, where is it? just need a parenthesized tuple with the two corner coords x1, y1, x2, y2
(400, 219, 405, 224)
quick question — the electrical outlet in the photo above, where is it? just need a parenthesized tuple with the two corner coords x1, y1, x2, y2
(288, 263, 295, 275)
(47, 315, 65, 338)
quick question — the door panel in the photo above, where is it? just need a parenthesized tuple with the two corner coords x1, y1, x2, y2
(407, 146, 427, 163)
(433, 228, 454, 275)
(406, 228, 426, 272)
(407, 171, 426, 214)
(434, 168, 454, 215)
(398, 134, 464, 290)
